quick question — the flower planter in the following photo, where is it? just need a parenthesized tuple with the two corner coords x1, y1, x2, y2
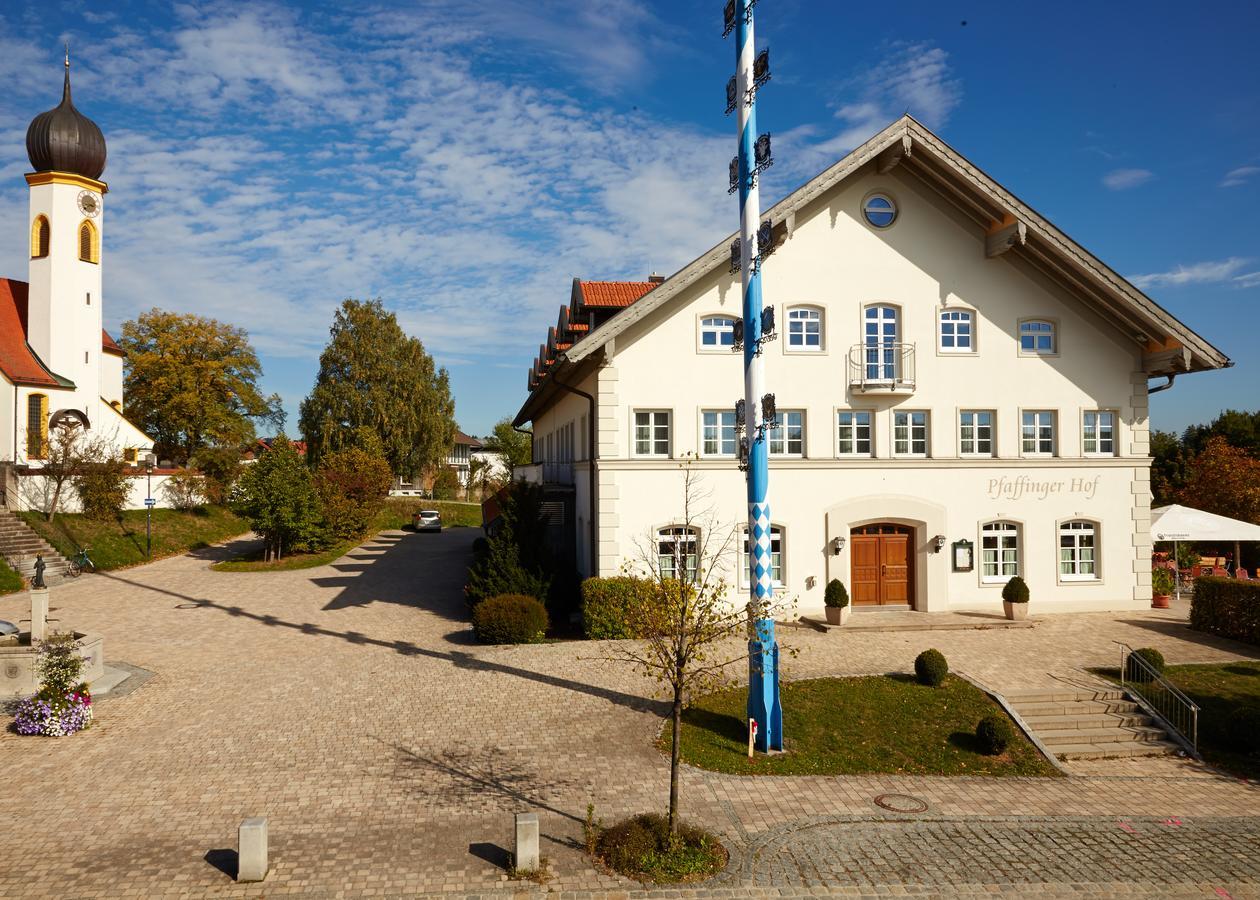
(824, 605, 851, 626)
(1002, 600, 1029, 621)
(1150, 593, 1172, 609)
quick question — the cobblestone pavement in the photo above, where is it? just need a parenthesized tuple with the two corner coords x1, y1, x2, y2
(0, 527, 1257, 898)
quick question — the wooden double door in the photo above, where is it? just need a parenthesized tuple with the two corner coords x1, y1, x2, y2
(850, 523, 914, 607)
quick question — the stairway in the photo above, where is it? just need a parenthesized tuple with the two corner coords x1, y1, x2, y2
(0, 510, 73, 584)
(1006, 686, 1180, 760)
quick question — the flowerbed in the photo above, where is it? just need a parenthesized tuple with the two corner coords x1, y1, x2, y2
(14, 687, 93, 736)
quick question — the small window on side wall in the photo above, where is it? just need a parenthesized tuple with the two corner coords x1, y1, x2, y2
(786, 306, 823, 351)
(1019, 319, 1056, 354)
(31, 216, 50, 259)
(862, 193, 897, 228)
(700, 316, 736, 349)
(939, 309, 974, 352)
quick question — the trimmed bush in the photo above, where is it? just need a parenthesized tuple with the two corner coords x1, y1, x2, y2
(975, 715, 1014, 755)
(1126, 647, 1166, 681)
(824, 578, 849, 609)
(914, 648, 948, 686)
(1190, 577, 1260, 647)
(472, 594, 549, 644)
(1001, 576, 1029, 603)
(74, 458, 130, 520)
(1227, 708, 1260, 756)
(581, 576, 658, 639)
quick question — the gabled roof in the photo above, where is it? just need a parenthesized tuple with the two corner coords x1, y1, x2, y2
(564, 115, 1229, 376)
(102, 329, 124, 356)
(453, 429, 482, 448)
(577, 281, 658, 308)
(0, 278, 68, 388)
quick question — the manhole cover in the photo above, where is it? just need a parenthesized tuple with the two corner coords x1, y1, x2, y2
(873, 793, 929, 813)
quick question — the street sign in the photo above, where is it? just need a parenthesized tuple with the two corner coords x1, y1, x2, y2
(144, 498, 156, 508)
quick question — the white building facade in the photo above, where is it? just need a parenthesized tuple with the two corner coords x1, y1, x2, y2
(0, 60, 153, 509)
(515, 117, 1228, 617)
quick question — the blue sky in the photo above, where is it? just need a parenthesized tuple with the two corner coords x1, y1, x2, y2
(0, 1, 1257, 438)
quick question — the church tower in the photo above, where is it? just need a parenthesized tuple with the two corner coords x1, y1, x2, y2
(24, 53, 106, 408)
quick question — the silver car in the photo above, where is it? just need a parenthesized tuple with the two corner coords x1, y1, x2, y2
(413, 509, 442, 532)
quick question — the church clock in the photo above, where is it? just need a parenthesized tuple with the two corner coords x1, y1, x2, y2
(77, 190, 101, 218)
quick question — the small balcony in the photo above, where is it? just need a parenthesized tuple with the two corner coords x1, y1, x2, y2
(847, 342, 916, 393)
(513, 461, 575, 486)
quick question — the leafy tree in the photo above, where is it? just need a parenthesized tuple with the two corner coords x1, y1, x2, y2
(36, 422, 115, 522)
(315, 439, 393, 543)
(73, 456, 131, 519)
(1176, 436, 1260, 524)
(1150, 429, 1190, 506)
(233, 435, 319, 561)
(1183, 409, 1260, 457)
(120, 309, 283, 463)
(483, 418, 532, 472)
(191, 446, 243, 506)
(299, 298, 455, 478)
(432, 467, 461, 500)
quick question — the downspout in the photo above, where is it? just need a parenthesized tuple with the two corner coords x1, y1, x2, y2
(1147, 374, 1176, 395)
(551, 361, 598, 578)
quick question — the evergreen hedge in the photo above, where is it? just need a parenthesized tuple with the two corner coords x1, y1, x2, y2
(1190, 577, 1260, 647)
(581, 576, 658, 639)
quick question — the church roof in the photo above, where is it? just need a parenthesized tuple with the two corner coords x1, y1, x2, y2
(0, 277, 120, 387)
(26, 58, 106, 181)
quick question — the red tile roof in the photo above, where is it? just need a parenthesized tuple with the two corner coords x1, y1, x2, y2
(453, 429, 482, 448)
(102, 329, 124, 356)
(578, 281, 657, 308)
(0, 279, 60, 387)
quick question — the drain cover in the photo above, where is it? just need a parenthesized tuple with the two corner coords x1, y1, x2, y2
(873, 793, 929, 813)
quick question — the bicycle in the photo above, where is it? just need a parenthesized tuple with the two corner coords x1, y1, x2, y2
(66, 547, 95, 577)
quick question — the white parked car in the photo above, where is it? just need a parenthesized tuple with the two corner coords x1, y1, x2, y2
(413, 509, 442, 532)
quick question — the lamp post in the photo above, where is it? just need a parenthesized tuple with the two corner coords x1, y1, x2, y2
(144, 452, 156, 559)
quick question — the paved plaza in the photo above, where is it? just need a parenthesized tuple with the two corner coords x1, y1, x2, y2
(1, 527, 1258, 898)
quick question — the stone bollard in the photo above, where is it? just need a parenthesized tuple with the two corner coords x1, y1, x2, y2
(29, 588, 49, 643)
(514, 812, 539, 872)
(237, 817, 268, 883)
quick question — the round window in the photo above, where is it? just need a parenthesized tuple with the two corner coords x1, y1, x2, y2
(863, 193, 897, 228)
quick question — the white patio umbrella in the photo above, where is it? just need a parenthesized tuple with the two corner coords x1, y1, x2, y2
(1151, 504, 1260, 600)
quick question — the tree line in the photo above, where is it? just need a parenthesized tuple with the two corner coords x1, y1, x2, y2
(1151, 409, 1260, 525)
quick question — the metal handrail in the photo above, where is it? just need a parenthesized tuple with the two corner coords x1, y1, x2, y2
(1115, 641, 1199, 751)
(846, 341, 916, 390)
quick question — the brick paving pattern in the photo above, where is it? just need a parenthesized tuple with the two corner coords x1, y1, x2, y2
(0, 527, 1257, 898)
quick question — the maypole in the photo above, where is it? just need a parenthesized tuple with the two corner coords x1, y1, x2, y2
(725, 0, 782, 753)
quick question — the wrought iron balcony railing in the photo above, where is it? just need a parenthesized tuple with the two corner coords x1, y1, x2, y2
(847, 341, 916, 393)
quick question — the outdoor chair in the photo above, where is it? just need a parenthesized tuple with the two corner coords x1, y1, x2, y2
(1236, 569, 1252, 580)
(1211, 567, 1229, 577)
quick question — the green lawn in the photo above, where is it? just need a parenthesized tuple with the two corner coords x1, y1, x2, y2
(0, 557, 24, 594)
(1164, 661, 1260, 780)
(665, 675, 1061, 777)
(19, 506, 249, 571)
(212, 498, 483, 572)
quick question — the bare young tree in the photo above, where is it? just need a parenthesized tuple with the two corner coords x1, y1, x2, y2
(38, 422, 117, 522)
(599, 457, 789, 833)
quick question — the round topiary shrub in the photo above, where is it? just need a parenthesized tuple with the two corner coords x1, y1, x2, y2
(1125, 647, 1166, 681)
(975, 714, 1014, 755)
(1001, 576, 1030, 603)
(914, 648, 948, 686)
(824, 578, 849, 608)
(471, 594, 549, 645)
(1227, 708, 1260, 756)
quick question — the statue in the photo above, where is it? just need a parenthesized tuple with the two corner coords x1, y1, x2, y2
(32, 554, 46, 589)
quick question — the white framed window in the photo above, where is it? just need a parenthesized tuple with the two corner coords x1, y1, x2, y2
(699, 315, 736, 350)
(893, 410, 929, 457)
(657, 525, 698, 582)
(741, 524, 784, 587)
(1083, 410, 1116, 455)
(1021, 410, 1055, 455)
(1019, 319, 1057, 355)
(939, 309, 974, 352)
(836, 411, 873, 457)
(960, 410, 994, 456)
(786, 306, 823, 351)
(633, 410, 671, 457)
(768, 410, 804, 456)
(701, 410, 737, 457)
(862, 192, 897, 228)
(1059, 520, 1099, 580)
(981, 521, 1020, 583)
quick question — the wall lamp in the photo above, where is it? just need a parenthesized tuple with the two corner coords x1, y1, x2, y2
(933, 534, 947, 553)
(831, 536, 846, 555)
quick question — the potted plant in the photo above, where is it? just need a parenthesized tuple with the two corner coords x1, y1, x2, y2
(824, 578, 850, 625)
(1150, 566, 1174, 609)
(1001, 576, 1029, 621)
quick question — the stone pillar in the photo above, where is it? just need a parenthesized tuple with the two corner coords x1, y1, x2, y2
(29, 588, 49, 643)
(514, 813, 539, 872)
(237, 817, 268, 883)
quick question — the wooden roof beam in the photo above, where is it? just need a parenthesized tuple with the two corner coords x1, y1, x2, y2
(877, 134, 913, 174)
(907, 155, 1009, 223)
(1020, 241, 1159, 345)
(985, 215, 1027, 258)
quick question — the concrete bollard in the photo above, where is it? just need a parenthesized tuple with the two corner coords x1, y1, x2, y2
(514, 812, 539, 872)
(237, 817, 268, 883)
(29, 588, 49, 643)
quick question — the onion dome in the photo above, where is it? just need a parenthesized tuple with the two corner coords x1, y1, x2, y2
(26, 56, 106, 180)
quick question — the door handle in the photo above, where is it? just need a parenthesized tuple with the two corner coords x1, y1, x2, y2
(881, 564, 886, 575)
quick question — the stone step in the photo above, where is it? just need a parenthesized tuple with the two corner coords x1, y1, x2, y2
(1022, 712, 1153, 731)
(1055, 740, 1181, 760)
(1011, 698, 1143, 717)
(1004, 688, 1127, 704)
(1039, 725, 1169, 747)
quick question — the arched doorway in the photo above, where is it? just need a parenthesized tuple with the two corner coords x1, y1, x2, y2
(850, 523, 915, 607)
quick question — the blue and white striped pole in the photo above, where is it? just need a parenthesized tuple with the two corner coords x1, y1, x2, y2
(733, 0, 782, 753)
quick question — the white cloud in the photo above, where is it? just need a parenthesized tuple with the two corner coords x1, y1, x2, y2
(1221, 165, 1260, 188)
(1102, 168, 1153, 190)
(1128, 257, 1253, 290)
